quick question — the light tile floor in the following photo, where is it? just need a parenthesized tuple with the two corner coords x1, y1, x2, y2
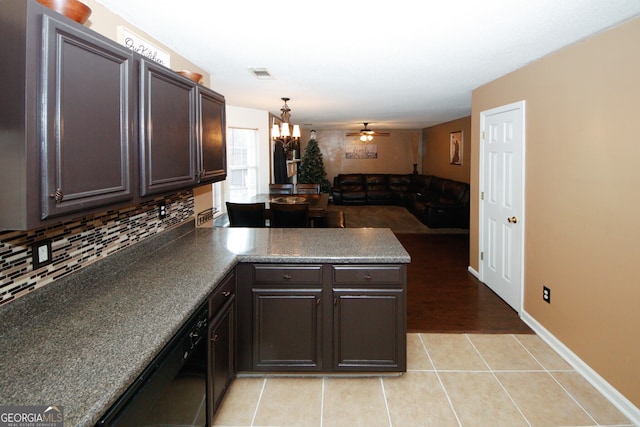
(213, 333, 632, 427)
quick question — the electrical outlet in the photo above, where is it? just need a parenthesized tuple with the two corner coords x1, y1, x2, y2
(543, 286, 551, 303)
(158, 202, 167, 219)
(32, 239, 53, 269)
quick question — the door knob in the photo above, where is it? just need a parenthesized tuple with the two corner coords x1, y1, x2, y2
(507, 216, 518, 224)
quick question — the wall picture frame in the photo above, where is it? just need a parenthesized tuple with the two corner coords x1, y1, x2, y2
(449, 131, 463, 165)
(345, 143, 378, 159)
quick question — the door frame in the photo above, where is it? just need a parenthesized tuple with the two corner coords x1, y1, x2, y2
(478, 100, 526, 313)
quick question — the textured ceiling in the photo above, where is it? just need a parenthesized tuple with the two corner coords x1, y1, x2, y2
(95, 0, 640, 131)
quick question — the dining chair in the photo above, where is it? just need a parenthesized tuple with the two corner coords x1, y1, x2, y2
(226, 202, 266, 227)
(295, 183, 320, 194)
(269, 183, 294, 195)
(269, 202, 309, 228)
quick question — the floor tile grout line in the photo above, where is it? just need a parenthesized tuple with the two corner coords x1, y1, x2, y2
(416, 333, 435, 370)
(419, 333, 463, 427)
(466, 333, 533, 427)
(547, 371, 601, 426)
(409, 368, 561, 373)
(250, 377, 267, 427)
(379, 376, 393, 427)
(464, 333, 493, 370)
(510, 334, 546, 370)
(320, 377, 325, 427)
(512, 334, 601, 425)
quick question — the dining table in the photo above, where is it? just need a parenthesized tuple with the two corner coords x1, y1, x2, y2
(247, 193, 330, 220)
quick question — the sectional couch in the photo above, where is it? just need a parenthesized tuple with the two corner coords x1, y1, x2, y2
(331, 173, 470, 228)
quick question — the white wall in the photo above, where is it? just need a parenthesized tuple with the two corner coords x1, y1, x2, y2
(224, 105, 270, 201)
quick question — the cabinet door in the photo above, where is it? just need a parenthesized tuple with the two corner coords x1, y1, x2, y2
(252, 288, 323, 371)
(209, 270, 235, 318)
(41, 15, 134, 219)
(197, 87, 226, 184)
(140, 61, 197, 196)
(208, 295, 235, 422)
(333, 288, 406, 371)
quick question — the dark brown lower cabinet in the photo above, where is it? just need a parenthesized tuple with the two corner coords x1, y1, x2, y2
(207, 271, 236, 424)
(208, 296, 234, 418)
(237, 263, 406, 373)
(331, 264, 407, 372)
(253, 288, 323, 371)
(333, 289, 405, 371)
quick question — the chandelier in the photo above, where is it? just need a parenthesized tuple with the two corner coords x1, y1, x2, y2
(271, 97, 301, 149)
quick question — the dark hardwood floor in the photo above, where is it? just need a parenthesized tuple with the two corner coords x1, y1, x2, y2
(394, 233, 533, 334)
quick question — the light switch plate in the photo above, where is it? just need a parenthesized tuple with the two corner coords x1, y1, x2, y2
(32, 239, 53, 269)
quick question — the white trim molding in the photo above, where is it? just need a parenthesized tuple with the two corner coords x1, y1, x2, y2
(467, 265, 480, 279)
(521, 310, 640, 425)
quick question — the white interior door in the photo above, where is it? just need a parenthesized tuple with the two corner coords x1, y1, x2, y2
(480, 101, 525, 312)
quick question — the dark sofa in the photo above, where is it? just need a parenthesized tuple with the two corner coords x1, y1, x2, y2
(331, 173, 470, 228)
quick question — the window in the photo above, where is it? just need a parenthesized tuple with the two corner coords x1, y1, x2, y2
(212, 181, 223, 218)
(227, 127, 258, 200)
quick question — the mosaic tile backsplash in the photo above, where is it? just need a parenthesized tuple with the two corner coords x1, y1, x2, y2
(0, 191, 194, 305)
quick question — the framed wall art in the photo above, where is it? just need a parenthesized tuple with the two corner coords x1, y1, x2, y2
(449, 131, 463, 165)
(346, 143, 378, 159)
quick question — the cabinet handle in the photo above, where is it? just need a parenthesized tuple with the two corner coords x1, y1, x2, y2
(223, 290, 231, 297)
(317, 298, 321, 306)
(333, 297, 337, 306)
(364, 274, 372, 280)
(50, 188, 64, 203)
(283, 274, 292, 280)
(212, 334, 218, 343)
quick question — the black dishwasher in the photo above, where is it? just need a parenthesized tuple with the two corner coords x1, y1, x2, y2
(97, 303, 208, 427)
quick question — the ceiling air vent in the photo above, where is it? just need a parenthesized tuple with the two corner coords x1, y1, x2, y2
(248, 67, 274, 80)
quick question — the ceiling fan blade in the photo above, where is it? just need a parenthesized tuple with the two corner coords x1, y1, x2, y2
(345, 123, 389, 137)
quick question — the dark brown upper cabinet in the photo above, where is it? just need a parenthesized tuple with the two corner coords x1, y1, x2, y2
(139, 62, 227, 196)
(0, 1, 135, 230)
(0, 0, 226, 230)
(197, 87, 227, 184)
(139, 60, 198, 196)
(41, 14, 135, 219)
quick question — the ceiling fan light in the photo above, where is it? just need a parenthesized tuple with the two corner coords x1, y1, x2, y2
(360, 135, 367, 142)
(367, 135, 373, 141)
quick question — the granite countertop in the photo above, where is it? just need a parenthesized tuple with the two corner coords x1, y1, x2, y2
(0, 222, 410, 426)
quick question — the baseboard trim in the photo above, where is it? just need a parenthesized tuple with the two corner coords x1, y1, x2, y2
(467, 265, 479, 279)
(521, 310, 640, 425)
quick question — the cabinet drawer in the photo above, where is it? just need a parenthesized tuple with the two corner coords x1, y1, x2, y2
(209, 271, 235, 318)
(253, 265, 322, 284)
(332, 265, 403, 284)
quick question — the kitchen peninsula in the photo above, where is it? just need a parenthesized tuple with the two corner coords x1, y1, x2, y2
(0, 222, 410, 426)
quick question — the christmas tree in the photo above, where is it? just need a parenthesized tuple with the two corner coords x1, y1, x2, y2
(298, 137, 332, 193)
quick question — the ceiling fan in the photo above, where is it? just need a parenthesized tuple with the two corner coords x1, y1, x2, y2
(346, 123, 390, 141)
